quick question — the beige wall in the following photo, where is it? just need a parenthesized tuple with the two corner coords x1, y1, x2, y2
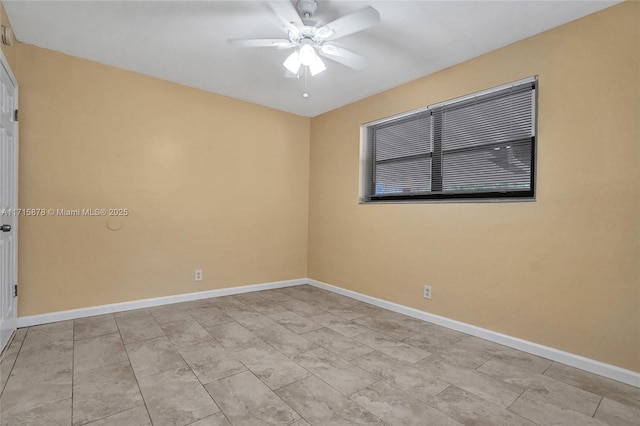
(16, 43, 310, 316)
(308, 2, 640, 372)
(0, 1, 16, 71)
(5, 1, 638, 373)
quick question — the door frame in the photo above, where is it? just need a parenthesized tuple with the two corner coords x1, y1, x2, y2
(0, 47, 18, 354)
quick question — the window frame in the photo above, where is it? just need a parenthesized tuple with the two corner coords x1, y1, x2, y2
(360, 77, 538, 204)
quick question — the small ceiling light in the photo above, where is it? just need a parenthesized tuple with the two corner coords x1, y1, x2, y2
(299, 43, 316, 66)
(308, 54, 326, 76)
(302, 92, 309, 98)
(283, 50, 301, 74)
(283, 39, 326, 77)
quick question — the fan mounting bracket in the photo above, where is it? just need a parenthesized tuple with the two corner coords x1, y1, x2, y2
(297, 0, 317, 19)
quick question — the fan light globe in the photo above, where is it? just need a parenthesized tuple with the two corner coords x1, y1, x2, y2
(283, 51, 301, 74)
(299, 43, 316, 66)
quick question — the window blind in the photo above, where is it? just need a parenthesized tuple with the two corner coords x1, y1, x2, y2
(361, 78, 536, 202)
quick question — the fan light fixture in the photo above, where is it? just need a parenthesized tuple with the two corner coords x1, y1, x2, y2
(283, 39, 326, 76)
(228, 0, 381, 98)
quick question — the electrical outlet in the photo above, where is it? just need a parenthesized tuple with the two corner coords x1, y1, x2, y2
(195, 269, 203, 282)
(423, 285, 432, 299)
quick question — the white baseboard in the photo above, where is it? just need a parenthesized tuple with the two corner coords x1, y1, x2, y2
(16, 278, 306, 328)
(16, 277, 639, 388)
(307, 279, 640, 388)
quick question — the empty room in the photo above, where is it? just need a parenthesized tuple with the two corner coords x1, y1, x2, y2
(0, 0, 638, 425)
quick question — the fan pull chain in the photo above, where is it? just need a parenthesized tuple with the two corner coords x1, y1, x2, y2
(302, 67, 309, 98)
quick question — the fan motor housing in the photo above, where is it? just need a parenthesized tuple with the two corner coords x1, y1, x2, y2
(297, 0, 317, 19)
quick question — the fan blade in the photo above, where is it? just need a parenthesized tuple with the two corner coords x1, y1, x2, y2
(319, 44, 369, 70)
(268, 1, 303, 33)
(228, 38, 294, 48)
(317, 6, 380, 41)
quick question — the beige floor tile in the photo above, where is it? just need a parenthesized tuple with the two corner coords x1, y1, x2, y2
(160, 318, 214, 348)
(115, 315, 166, 344)
(26, 320, 73, 335)
(178, 340, 246, 384)
(470, 338, 552, 374)
(20, 328, 73, 354)
(352, 380, 463, 426)
(315, 292, 360, 308)
(1, 350, 72, 418)
(544, 363, 640, 410)
(302, 327, 374, 361)
(187, 412, 232, 426)
(206, 370, 300, 425)
(290, 420, 311, 426)
(276, 375, 383, 425)
(353, 316, 418, 340)
(208, 297, 252, 315)
(402, 325, 467, 355)
(311, 297, 358, 314)
(125, 336, 186, 378)
(223, 310, 278, 331)
(404, 333, 492, 369)
(189, 306, 234, 328)
(477, 358, 601, 416)
(6, 286, 636, 426)
(205, 322, 265, 351)
(310, 313, 373, 338)
(113, 308, 152, 321)
(255, 288, 297, 303)
(9, 351, 72, 385)
(351, 351, 449, 401)
(0, 348, 18, 394)
(12, 337, 72, 376)
(234, 295, 288, 315)
(429, 385, 537, 426)
(416, 355, 522, 408)
(138, 366, 219, 426)
(279, 299, 328, 318)
(594, 397, 640, 426)
(293, 347, 377, 395)
(237, 345, 309, 390)
(509, 393, 609, 426)
(74, 315, 119, 341)
(74, 333, 127, 373)
(149, 304, 194, 324)
(72, 361, 143, 426)
(354, 331, 430, 363)
(254, 324, 319, 358)
(268, 311, 323, 334)
(0, 397, 71, 426)
(4, 329, 26, 356)
(84, 405, 151, 425)
(320, 302, 372, 321)
(11, 327, 28, 343)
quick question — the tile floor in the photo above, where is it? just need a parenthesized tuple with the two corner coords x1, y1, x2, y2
(0, 285, 639, 425)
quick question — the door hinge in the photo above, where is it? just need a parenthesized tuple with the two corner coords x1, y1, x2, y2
(13, 284, 17, 297)
(14, 109, 18, 122)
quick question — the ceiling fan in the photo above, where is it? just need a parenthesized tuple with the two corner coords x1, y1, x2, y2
(228, 0, 381, 77)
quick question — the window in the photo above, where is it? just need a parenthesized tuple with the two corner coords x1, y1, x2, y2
(360, 77, 537, 202)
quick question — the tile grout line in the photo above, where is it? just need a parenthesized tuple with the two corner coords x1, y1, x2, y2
(0, 329, 25, 398)
(591, 396, 604, 419)
(165, 311, 235, 425)
(71, 321, 76, 426)
(114, 314, 155, 425)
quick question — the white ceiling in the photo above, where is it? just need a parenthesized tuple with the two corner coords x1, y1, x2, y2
(4, 0, 621, 117)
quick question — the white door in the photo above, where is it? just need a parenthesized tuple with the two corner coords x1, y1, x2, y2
(0, 51, 17, 352)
